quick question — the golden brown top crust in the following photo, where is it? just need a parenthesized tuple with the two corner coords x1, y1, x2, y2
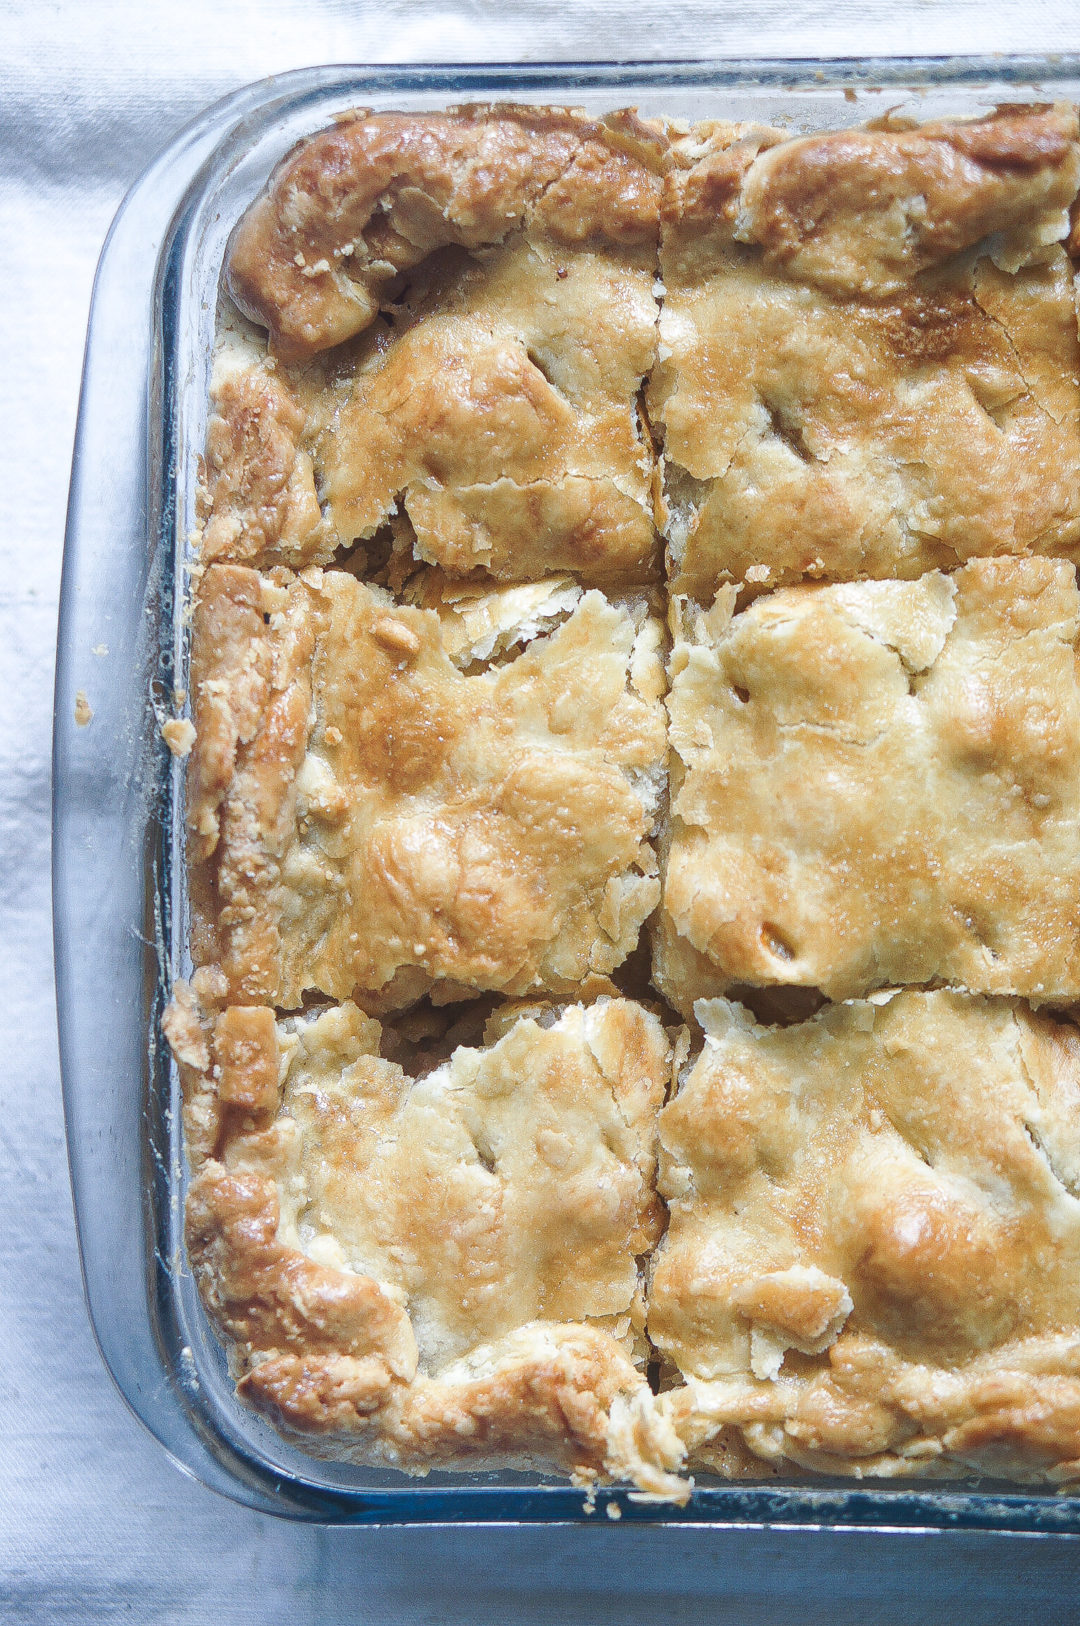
(240, 1324, 685, 1490)
(659, 557, 1080, 1008)
(736, 106, 1080, 297)
(650, 116, 1080, 598)
(654, 250, 1080, 597)
(183, 996, 668, 1364)
(189, 564, 665, 1008)
(228, 105, 668, 360)
(652, 991, 1080, 1482)
(663, 107, 1080, 284)
(653, 107, 1080, 596)
(187, 1159, 419, 1383)
(319, 235, 661, 583)
(205, 245, 662, 584)
(170, 987, 687, 1492)
(217, 107, 1080, 596)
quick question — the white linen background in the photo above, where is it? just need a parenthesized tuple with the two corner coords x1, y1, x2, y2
(6, 3, 1080, 1620)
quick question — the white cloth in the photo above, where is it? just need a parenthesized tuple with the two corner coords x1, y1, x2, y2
(5, 3, 1080, 1618)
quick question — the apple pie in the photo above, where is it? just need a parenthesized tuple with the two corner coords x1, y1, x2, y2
(167, 99, 1080, 1496)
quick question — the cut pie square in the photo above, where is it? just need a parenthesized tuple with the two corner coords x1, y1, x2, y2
(650, 990, 1080, 1483)
(188, 564, 666, 1010)
(202, 106, 669, 586)
(657, 555, 1080, 1011)
(164, 982, 685, 1491)
(649, 106, 1080, 598)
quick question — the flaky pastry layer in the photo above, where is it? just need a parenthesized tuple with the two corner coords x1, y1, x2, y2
(206, 106, 1080, 596)
(188, 563, 665, 1009)
(651, 991, 1080, 1483)
(203, 106, 669, 585)
(164, 984, 687, 1492)
(658, 556, 1080, 1008)
(227, 104, 667, 359)
(651, 106, 1080, 595)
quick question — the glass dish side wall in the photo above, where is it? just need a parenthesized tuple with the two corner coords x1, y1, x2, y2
(56, 58, 1080, 1524)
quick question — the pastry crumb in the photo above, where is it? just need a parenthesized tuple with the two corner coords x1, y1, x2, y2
(162, 718, 197, 757)
(372, 616, 421, 657)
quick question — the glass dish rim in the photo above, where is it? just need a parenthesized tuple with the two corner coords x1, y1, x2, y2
(55, 53, 1080, 1528)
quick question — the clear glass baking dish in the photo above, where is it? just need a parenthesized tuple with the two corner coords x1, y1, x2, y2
(54, 55, 1080, 1525)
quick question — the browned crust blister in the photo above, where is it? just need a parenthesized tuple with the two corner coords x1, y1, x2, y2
(165, 101, 1080, 1497)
